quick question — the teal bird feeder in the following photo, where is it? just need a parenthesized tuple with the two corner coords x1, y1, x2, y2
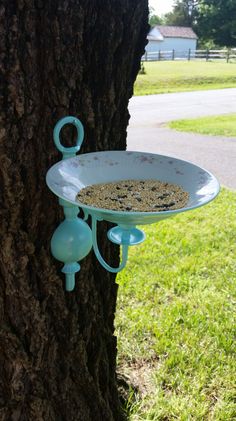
(46, 116, 220, 291)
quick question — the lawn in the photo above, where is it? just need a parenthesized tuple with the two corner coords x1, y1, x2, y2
(134, 61, 236, 95)
(169, 113, 236, 137)
(116, 188, 236, 420)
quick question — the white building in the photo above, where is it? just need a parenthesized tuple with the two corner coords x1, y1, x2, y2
(146, 26, 198, 58)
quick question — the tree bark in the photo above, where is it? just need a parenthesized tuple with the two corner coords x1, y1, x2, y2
(0, 1, 148, 420)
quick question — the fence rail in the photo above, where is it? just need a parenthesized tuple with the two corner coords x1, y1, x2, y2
(142, 49, 236, 62)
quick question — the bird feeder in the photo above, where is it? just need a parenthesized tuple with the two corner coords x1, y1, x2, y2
(46, 116, 220, 291)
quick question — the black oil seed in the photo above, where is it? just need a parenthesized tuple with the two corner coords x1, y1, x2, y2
(158, 193, 169, 199)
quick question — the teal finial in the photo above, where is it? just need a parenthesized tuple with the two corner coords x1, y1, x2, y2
(50, 116, 92, 291)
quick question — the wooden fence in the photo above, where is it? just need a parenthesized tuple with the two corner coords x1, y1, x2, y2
(142, 49, 236, 62)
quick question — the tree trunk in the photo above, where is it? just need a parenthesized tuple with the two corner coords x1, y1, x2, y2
(0, 1, 148, 420)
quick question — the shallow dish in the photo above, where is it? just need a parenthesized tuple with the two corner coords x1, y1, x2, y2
(46, 151, 220, 225)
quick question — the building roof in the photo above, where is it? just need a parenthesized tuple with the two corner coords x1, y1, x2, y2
(151, 25, 198, 40)
(147, 26, 164, 41)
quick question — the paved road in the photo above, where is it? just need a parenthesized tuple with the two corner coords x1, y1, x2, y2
(127, 89, 236, 189)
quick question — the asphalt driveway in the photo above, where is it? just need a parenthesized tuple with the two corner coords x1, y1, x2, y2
(127, 89, 236, 189)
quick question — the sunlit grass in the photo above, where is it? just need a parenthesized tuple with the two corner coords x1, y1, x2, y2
(134, 61, 236, 95)
(116, 188, 236, 420)
(169, 113, 236, 137)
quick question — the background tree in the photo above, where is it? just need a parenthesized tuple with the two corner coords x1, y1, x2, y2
(197, 0, 236, 47)
(163, 0, 198, 27)
(149, 6, 163, 26)
(0, 1, 148, 420)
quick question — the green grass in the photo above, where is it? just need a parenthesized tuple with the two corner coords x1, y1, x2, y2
(116, 188, 236, 420)
(134, 61, 236, 95)
(169, 114, 236, 137)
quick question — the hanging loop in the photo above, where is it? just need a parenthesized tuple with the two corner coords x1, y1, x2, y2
(53, 116, 84, 159)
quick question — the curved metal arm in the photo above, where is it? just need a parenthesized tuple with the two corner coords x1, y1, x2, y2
(91, 216, 129, 273)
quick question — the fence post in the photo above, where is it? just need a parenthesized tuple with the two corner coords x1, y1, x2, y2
(172, 49, 175, 60)
(145, 51, 147, 61)
(158, 50, 161, 61)
(206, 49, 209, 61)
(188, 48, 191, 61)
(226, 49, 230, 63)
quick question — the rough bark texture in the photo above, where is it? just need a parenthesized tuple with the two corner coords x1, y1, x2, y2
(0, 1, 148, 420)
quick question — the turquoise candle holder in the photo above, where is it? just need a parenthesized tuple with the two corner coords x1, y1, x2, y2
(46, 116, 220, 291)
